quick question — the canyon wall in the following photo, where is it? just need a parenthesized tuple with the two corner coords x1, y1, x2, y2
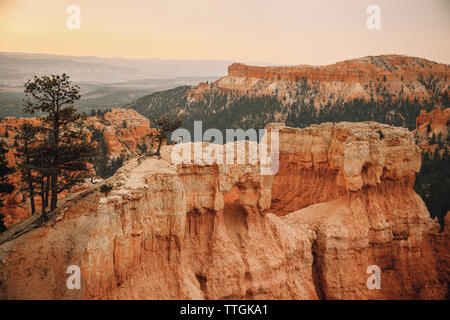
(226, 56, 449, 82)
(187, 55, 449, 108)
(414, 107, 450, 154)
(0, 122, 447, 299)
(268, 122, 446, 299)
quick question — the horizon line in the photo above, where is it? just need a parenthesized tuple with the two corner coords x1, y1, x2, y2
(3, 50, 449, 68)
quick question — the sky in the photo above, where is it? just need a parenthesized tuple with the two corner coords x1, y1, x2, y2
(0, 0, 449, 65)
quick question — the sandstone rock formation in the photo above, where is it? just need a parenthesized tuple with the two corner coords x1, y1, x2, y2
(414, 107, 450, 155)
(0, 108, 155, 227)
(85, 108, 156, 159)
(0, 122, 447, 299)
(416, 107, 450, 136)
(187, 55, 449, 109)
(412, 107, 449, 230)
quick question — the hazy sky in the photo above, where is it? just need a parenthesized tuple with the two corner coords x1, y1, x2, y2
(0, 0, 449, 65)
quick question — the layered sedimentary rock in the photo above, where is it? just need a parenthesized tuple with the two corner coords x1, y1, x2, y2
(269, 122, 446, 299)
(84, 108, 156, 159)
(0, 108, 155, 227)
(414, 107, 450, 154)
(416, 107, 450, 137)
(0, 122, 447, 299)
(187, 55, 449, 108)
(226, 56, 448, 82)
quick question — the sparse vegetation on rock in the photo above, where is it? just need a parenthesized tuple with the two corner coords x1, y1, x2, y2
(147, 115, 182, 157)
(128, 55, 448, 133)
(100, 183, 113, 196)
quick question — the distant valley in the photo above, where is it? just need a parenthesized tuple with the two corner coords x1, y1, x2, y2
(0, 52, 233, 117)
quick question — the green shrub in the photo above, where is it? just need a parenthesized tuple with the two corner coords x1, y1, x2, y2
(100, 184, 113, 196)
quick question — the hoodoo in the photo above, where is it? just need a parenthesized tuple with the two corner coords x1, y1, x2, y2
(0, 121, 448, 299)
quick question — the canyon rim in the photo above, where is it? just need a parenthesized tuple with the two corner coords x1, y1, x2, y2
(0, 1, 449, 305)
(0, 121, 448, 299)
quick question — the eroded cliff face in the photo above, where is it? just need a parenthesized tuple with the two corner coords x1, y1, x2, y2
(0, 122, 447, 299)
(413, 107, 450, 155)
(84, 108, 156, 159)
(268, 122, 446, 299)
(187, 55, 449, 109)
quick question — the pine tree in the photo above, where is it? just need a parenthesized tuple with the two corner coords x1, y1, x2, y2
(15, 123, 39, 215)
(0, 141, 14, 206)
(0, 213, 6, 233)
(430, 133, 436, 144)
(32, 140, 52, 219)
(0, 141, 14, 233)
(148, 116, 182, 157)
(23, 74, 96, 215)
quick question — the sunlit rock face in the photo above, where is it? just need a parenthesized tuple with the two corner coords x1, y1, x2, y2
(413, 107, 450, 155)
(0, 122, 447, 300)
(187, 55, 450, 109)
